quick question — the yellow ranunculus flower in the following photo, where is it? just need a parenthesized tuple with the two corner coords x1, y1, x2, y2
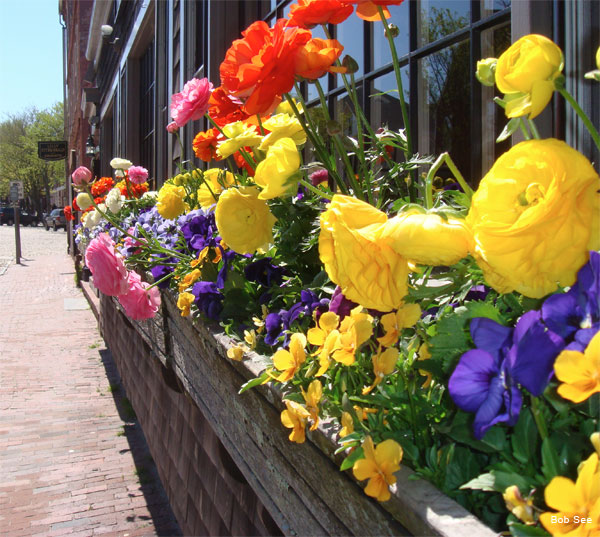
(214, 186, 277, 255)
(554, 331, 600, 403)
(276, 98, 303, 116)
(319, 195, 411, 312)
(381, 210, 473, 266)
(254, 137, 301, 200)
(216, 121, 262, 158)
(353, 436, 403, 502)
(281, 400, 311, 443)
(197, 168, 235, 209)
(495, 34, 563, 118)
(540, 453, 600, 536)
(156, 183, 189, 219)
(467, 139, 600, 298)
(258, 114, 307, 151)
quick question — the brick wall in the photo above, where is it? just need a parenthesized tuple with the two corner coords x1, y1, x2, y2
(100, 295, 281, 536)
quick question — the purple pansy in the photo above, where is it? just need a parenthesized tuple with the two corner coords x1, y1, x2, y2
(244, 258, 286, 288)
(449, 314, 564, 439)
(264, 312, 284, 346)
(180, 210, 218, 252)
(329, 287, 357, 319)
(192, 281, 223, 320)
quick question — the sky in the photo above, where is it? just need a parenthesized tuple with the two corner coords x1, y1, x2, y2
(0, 0, 65, 120)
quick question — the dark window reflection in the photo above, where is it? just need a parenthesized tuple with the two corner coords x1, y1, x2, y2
(418, 1, 470, 46)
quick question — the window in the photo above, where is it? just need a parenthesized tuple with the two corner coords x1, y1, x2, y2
(139, 40, 156, 186)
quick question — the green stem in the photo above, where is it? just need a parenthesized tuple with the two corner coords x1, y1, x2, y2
(518, 118, 532, 140)
(558, 87, 600, 152)
(527, 118, 541, 139)
(424, 152, 473, 209)
(530, 396, 548, 441)
(146, 271, 175, 291)
(298, 178, 333, 201)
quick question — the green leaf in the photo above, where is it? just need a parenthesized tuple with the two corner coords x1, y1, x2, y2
(340, 446, 364, 471)
(429, 307, 471, 373)
(238, 372, 270, 394)
(508, 522, 550, 536)
(541, 437, 561, 482)
(464, 301, 504, 324)
(511, 410, 537, 464)
(459, 472, 495, 492)
(497, 117, 521, 142)
(491, 470, 534, 493)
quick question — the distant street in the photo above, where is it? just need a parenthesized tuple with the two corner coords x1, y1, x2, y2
(0, 222, 69, 276)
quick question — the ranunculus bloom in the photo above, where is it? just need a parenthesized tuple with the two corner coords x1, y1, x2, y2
(84, 233, 129, 296)
(63, 206, 74, 221)
(540, 453, 600, 536)
(220, 19, 311, 115)
(353, 436, 403, 502)
(554, 331, 600, 404)
(72, 166, 93, 186)
(216, 121, 262, 159)
(192, 128, 222, 162)
(91, 176, 115, 197)
(105, 188, 124, 214)
(495, 34, 563, 119)
(467, 139, 600, 298)
(258, 113, 306, 151)
(110, 158, 133, 170)
(127, 165, 149, 185)
(214, 186, 277, 254)
(156, 183, 189, 220)
(118, 271, 161, 320)
(286, 0, 353, 28)
(76, 192, 93, 211)
(170, 77, 213, 128)
(475, 58, 497, 87)
(208, 86, 249, 127)
(254, 137, 301, 200)
(197, 168, 235, 209)
(381, 210, 473, 266)
(319, 195, 411, 312)
(295, 38, 345, 80)
(341, 0, 404, 21)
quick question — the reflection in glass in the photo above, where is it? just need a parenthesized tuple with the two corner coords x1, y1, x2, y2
(372, 4, 409, 68)
(335, 14, 365, 77)
(481, 0, 511, 18)
(418, 40, 471, 182)
(370, 68, 409, 133)
(418, 1, 470, 46)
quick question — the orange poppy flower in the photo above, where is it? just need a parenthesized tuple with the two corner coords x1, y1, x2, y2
(286, 0, 353, 29)
(192, 128, 223, 162)
(342, 0, 404, 21)
(233, 148, 256, 177)
(208, 86, 249, 127)
(295, 38, 345, 80)
(220, 19, 311, 115)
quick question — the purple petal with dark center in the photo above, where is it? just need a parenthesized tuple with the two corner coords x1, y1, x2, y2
(541, 292, 578, 339)
(470, 317, 512, 356)
(472, 375, 505, 439)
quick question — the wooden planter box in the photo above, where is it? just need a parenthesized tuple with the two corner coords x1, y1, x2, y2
(95, 288, 495, 537)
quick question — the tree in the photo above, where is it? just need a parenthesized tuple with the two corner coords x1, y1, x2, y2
(0, 102, 65, 214)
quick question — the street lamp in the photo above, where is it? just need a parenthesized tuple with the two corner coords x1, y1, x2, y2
(85, 134, 98, 158)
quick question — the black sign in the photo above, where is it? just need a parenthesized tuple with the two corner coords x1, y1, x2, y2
(38, 141, 68, 161)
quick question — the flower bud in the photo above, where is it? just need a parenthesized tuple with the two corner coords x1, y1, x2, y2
(384, 24, 399, 39)
(72, 166, 93, 186)
(341, 55, 359, 74)
(76, 192, 93, 211)
(475, 58, 497, 87)
(166, 121, 179, 133)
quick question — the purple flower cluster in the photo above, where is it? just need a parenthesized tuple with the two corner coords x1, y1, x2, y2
(449, 252, 600, 439)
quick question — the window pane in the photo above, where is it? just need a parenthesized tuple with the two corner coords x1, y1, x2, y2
(481, 0, 511, 18)
(418, 40, 471, 181)
(335, 14, 364, 77)
(372, 3, 409, 69)
(418, 1, 470, 47)
(370, 68, 409, 132)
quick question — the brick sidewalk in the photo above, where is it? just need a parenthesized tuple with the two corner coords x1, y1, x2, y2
(0, 252, 181, 537)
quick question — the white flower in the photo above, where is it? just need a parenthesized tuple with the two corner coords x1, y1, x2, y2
(76, 192, 93, 211)
(105, 188, 125, 213)
(142, 191, 158, 200)
(110, 157, 133, 170)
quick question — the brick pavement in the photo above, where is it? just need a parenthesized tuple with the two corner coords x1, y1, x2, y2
(0, 238, 181, 537)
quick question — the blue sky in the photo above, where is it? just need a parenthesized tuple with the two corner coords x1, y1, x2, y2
(0, 0, 64, 120)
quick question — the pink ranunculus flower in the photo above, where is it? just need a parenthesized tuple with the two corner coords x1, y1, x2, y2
(127, 165, 149, 185)
(85, 233, 129, 296)
(118, 271, 161, 320)
(170, 78, 213, 128)
(166, 121, 179, 133)
(72, 166, 93, 186)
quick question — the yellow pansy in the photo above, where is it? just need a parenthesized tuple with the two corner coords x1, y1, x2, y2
(258, 113, 307, 151)
(377, 303, 422, 347)
(244, 329, 257, 350)
(214, 186, 277, 255)
(354, 406, 378, 421)
(339, 412, 354, 438)
(156, 183, 189, 219)
(353, 436, 403, 502)
(467, 139, 600, 298)
(301, 380, 322, 431)
(554, 331, 600, 403)
(495, 34, 563, 118)
(540, 453, 600, 536)
(381, 210, 473, 267)
(254, 137, 301, 200)
(319, 195, 411, 312)
(272, 333, 307, 382)
(307, 311, 341, 376)
(503, 486, 535, 524)
(363, 347, 398, 395)
(177, 292, 195, 317)
(332, 307, 373, 366)
(417, 343, 433, 388)
(178, 268, 202, 292)
(216, 121, 262, 158)
(281, 400, 311, 443)
(227, 344, 247, 361)
(197, 168, 235, 209)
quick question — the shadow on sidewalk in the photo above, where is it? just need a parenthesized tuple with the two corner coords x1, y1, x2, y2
(97, 348, 183, 536)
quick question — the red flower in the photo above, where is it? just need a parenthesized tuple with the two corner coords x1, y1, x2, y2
(286, 0, 353, 29)
(117, 180, 148, 199)
(72, 196, 81, 212)
(233, 149, 256, 177)
(193, 128, 223, 162)
(63, 206, 74, 221)
(91, 177, 115, 197)
(220, 19, 311, 115)
(295, 38, 345, 80)
(341, 0, 404, 21)
(208, 86, 250, 127)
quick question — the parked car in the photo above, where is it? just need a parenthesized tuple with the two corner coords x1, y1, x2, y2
(0, 207, 15, 225)
(20, 211, 41, 226)
(0, 207, 41, 226)
(44, 208, 67, 231)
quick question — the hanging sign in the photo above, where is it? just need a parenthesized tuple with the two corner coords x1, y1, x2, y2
(38, 141, 68, 161)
